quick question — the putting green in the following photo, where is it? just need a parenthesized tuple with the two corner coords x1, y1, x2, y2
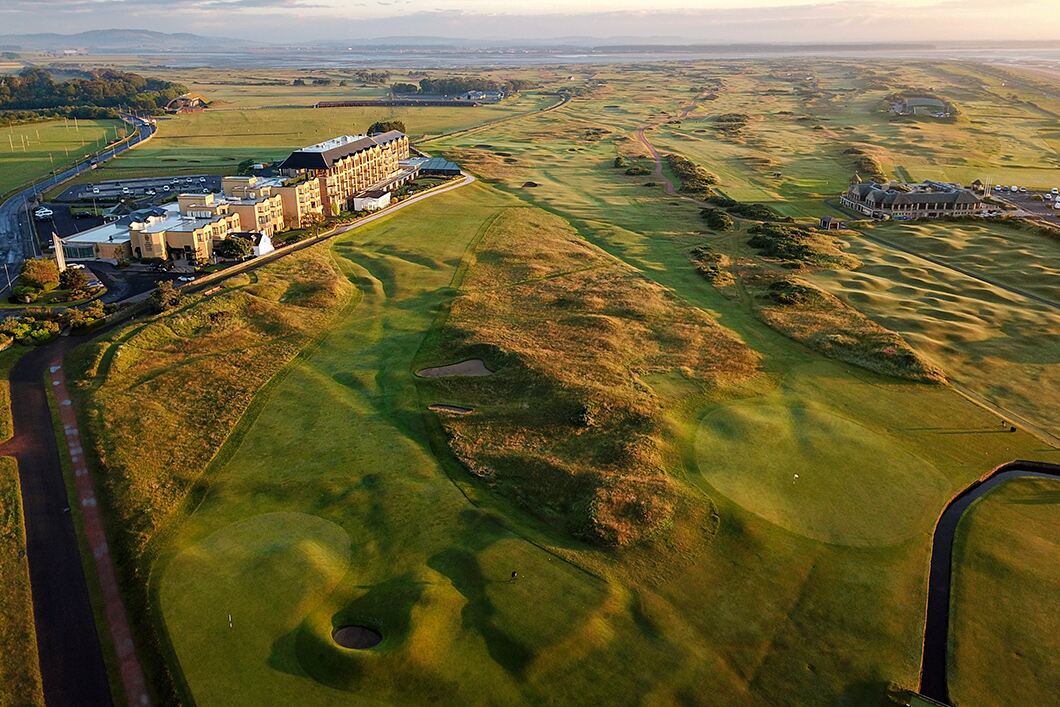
(159, 512, 351, 700)
(694, 398, 948, 546)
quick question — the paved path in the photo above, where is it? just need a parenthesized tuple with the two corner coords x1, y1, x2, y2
(50, 358, 150, 707)
(919, 460, 1060, 704)
(0, 339, 113, 706)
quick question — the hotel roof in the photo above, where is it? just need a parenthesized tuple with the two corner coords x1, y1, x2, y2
(278, 131, 406, 171)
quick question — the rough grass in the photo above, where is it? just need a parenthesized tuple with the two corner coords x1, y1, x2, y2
(0, 457, 44, 707)
(754, 274, 945, 382)
(949, 476, 1060, 707)
(747, 222, 859, 269)
(423, 207, 759, 546)
(689, 245, 735, 287)
(71, 246, 354, 559)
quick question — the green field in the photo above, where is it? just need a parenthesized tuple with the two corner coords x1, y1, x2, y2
(949, 476, 1060, 706)
(65, 59, 1060, 705)
(0, 118, 123, 195)
(75, 93, 557, 182)
(0, 457, 44, 707)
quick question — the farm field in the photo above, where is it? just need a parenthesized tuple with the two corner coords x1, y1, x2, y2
(0, 118, 123, 194)
(60, 58, 1060, 706)
(75, 92, 558, 182)
(948, 476, 1060, 707)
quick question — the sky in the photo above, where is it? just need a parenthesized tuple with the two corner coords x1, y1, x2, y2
(3, 0, 1059, 43)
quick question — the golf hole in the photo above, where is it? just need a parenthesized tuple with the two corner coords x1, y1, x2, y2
(333, 625, 382, 650)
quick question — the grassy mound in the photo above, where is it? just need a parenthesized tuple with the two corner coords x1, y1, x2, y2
(756, 276, 945, 383)
(424, 207, 759, 546)
(72, 246, 354, 558)
(747, 222, 859, 269)
(689, 245, 735, 287)
(699, 207, 735, 231)
(666, 154, 718, 199)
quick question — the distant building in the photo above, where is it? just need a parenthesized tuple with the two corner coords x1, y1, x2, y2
(840, 180, 983, 220)
(277, 132, 412, 216)
(165, 93, 209, 114)
(818, 216, 845, 230)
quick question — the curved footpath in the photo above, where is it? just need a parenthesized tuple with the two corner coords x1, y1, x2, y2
(919, 459, 1060, 705)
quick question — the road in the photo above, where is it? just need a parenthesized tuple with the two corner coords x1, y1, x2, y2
(0, 115, 156, 292)
(0, 339, 114, 706)
(919, 460, 1060, 705)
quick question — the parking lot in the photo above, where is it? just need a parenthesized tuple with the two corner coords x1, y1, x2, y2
(32, 203, 103, 238)
(55, 175, 222, 203)
(991, 185, 1060, 225)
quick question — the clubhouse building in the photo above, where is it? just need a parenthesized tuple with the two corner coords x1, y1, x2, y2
(840, 180, 983, 220)
(277, 131, 415, 216)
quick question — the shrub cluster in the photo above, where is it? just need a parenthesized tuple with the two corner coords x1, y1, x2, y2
(700, 207, 735, 231)
(666, 154, 718, 199)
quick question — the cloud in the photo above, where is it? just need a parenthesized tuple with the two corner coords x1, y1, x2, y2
(1, 0, 1057, 42)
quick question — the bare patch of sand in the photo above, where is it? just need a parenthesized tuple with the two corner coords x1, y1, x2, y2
(428, 404, 475, 415)
(416, 359, 494, 378)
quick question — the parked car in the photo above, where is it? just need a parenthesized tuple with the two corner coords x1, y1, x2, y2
(162, 185, 171, 192)
(199, 177, 206, 183)
(34, 207, 53, 219)
(177, 275, 196, 283)
(92, 187, 100, 194)
(154, 262, 171, 272)
(1010, 185, 1019, 192)
(67, 263, 86, 270)
(201, 188, 209, 194)
(993, 185, 1003, 192)
(1019, 186, 1028, 193)
(1053, 187, 1059, 195)
(122, 186, 130, 194)
(146, 189, 156, 196)
(86, 279, 104, 289)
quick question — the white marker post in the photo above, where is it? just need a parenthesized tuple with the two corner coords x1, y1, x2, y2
(228, 614, 233, 629)
(793, 473, 799, 484)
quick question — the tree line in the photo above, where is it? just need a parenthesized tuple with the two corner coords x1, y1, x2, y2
(0, 68, 188, 113)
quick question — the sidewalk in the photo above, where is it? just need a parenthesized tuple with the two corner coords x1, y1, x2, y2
(50, 357, 150, 707)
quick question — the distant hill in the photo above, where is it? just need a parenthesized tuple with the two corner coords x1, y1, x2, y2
(0, 29, 259, 52)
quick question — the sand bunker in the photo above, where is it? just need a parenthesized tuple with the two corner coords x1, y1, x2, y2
(333, 625, 382, 650)
(429, 404, 474, 415)
(415, 359, 494, 378)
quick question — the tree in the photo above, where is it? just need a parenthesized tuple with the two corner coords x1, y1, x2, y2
(292, 78, 306, 86)
(214, 237, 252, 260)
(367, 120, 405, 135)
(304, 212, 326, 238)
(20, 258, 59, 291)
(59, 267, 89, 292)
(236, 159, 257, 175)
(149, 281, 182, 313)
